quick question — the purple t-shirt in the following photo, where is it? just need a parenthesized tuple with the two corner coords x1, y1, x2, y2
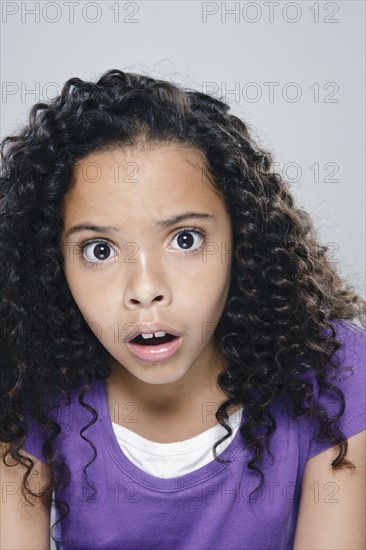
(22, 319, 366, 550)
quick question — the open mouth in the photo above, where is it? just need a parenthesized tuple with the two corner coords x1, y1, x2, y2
(131, 333, 177, 346)
(127, 332, 182, 362)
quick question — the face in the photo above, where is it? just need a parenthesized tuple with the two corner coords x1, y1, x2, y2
(61, 143, 233, 395)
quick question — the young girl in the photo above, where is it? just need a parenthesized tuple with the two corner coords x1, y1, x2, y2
(0, 69, 365, 550)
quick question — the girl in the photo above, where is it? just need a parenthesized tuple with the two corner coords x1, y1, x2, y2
(0, 69, 365, 550)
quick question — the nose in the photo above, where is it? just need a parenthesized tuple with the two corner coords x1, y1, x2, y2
(123, 257, 171, 309)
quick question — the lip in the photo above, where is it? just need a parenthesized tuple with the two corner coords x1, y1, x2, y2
(127, 335, 182, 363)
(125, 323, 181, 343)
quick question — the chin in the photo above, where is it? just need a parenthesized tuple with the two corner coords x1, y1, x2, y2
(135, 366, 188, 385)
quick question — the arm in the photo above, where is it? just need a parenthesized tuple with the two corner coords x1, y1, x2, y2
(293, 429, 366, 550)
(0, 442, 52, 550)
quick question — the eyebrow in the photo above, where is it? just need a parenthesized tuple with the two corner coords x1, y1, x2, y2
(64, 212, 216, 238)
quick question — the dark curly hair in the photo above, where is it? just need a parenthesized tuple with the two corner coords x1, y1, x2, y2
(1, 68, 365, 544)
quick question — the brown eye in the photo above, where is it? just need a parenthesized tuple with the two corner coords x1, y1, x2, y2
(170, 229, 205, 253)
(86, 243, 112, 260)
(177, 232, 194, 249)
(79, 240, 117, 266)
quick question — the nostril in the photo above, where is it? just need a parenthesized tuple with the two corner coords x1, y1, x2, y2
(129, 296, 164, 305)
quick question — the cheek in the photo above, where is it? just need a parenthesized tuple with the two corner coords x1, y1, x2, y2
(74, 298, 117, 344)
(176, 264, 230, 318)
(63, 267, 89, 308)
(63, 267, 110, 324)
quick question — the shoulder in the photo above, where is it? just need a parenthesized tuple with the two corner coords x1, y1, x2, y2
(305, 319, 366, 458)
(21, 373, 98, 464)
(330, 318, 366, 359)
(0, 442, 52, 548)
(293, 428, 365, 549)
(293, 320, 366, 548)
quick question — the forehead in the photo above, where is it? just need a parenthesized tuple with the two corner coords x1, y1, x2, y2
(62, 144, 226, 218)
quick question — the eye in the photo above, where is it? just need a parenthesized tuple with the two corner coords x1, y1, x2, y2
(169, 228, 206, 254)
(77, 240, 117, 267)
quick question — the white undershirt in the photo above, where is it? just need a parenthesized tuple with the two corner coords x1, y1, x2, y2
(111, 407, 244, 478)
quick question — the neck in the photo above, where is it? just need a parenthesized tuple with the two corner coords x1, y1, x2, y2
(106, 349, 229, 416)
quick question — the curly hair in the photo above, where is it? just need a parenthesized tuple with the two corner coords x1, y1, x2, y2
(1, 68, 365, 544)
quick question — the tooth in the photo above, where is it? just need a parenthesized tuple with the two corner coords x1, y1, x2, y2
(140, 331, 167, 340)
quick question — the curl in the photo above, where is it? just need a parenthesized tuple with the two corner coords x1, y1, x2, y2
(1, 68, 365, 540)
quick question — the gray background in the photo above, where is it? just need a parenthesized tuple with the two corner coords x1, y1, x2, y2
(1, 1, 365, 544)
